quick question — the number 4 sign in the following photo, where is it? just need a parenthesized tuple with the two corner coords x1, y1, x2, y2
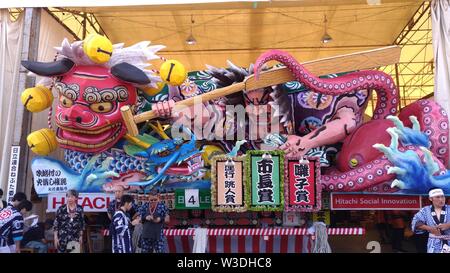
(185, 189, 200, 208)
(175, 189, 211, 210)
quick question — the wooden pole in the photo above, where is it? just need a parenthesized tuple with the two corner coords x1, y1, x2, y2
(14, 8, 41, 194)
(82, 12, 87, 39)
(122, 45, 402, 136)
(133, 82, 245, 124)
(121, 105, 139, 136)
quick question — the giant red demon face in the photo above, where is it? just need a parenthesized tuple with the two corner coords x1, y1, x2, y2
(54, 66, 137, 153)
(22, 58, 152, 153)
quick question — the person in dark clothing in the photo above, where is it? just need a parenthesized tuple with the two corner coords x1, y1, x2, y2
(0, 199, 32, 253)
(375, 211, 390, 244)
(0, 189, 7, 209)
(106, 186, 139, 252)
(412, 230, 428, 253)
(139, 191, 169, 253)
(107, 186, 138, 221)
(3, 192, 28, 253)
(389, 210, 408, 253)
(111, 195, 134, 253)
(53, 189, 85, 253)
(21, 222, 47, 253)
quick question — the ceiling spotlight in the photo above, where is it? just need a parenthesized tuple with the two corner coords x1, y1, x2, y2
(366, 0, 381, 5)
(322, 32, 333, 43)
(186, 34, 197, 45)
(186, 15, 196, 45)
(321, 14, 333, 44)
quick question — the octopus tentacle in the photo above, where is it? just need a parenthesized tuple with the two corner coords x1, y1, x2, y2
(321, 157, 394, 192)
(398, 99, 449, 166)
(254, 49, 399, 120)
(321, 145, 447, 192)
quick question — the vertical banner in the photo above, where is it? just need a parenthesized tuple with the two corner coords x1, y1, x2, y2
(6, 146, 20, 203)
(284, 157, 321, 212)
(211, 155, 246, 212)
(246, 150, 284, 211)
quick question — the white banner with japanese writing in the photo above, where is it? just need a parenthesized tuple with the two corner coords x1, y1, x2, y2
(6, 146, 20, 203)
(284, 157, 322, 212)
(246, 150, 284, 211)
(32, 157, 71, 195)
(211, 155, 246, 212)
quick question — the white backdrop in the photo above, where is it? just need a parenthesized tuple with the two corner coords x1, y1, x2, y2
(431, 0, 450, 167)
(0, 10, 24, 194)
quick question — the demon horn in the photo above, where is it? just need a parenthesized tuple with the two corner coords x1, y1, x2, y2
(110, 62, 151, 85)
(21, 58, 75, 77)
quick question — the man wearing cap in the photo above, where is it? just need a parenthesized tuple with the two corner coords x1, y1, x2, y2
(412, 188, 450, 253)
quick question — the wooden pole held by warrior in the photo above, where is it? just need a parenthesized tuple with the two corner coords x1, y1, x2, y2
(121, 105, 139, 136)
(121, 45, 402, 137)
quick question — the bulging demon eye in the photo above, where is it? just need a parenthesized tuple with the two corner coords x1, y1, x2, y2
(349, 158, 358, 168)
(90, 102, 113, 113)
(349, 154, 363, 169)
(59, 95, 73, 108)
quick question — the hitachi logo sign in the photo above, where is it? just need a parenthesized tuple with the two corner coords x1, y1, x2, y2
(47, 193, 114, 212)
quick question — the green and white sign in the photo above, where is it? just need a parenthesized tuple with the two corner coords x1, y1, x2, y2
(246, 150, 284, 211)
(175, 189, 211, 210)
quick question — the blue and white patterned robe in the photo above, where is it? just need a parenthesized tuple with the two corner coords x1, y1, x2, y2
(112, 210, 132, 253)
(412, 205, 450, 253)
(0, 206, 24, 248)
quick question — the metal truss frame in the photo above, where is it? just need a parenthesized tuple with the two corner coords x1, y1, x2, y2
(10, 4, 435, 117)
(372, 1, 434, 115)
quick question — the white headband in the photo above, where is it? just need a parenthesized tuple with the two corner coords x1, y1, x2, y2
(429, 189, 444, 198)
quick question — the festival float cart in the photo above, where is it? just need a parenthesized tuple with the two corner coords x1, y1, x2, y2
(21, 32, 450, 252)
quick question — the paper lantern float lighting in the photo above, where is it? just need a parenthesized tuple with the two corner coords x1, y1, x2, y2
(27, 128, 58, 156)
(83, 34, 113, 64)
(159, 59, 187, 86)
(21, 85, 54, 113)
